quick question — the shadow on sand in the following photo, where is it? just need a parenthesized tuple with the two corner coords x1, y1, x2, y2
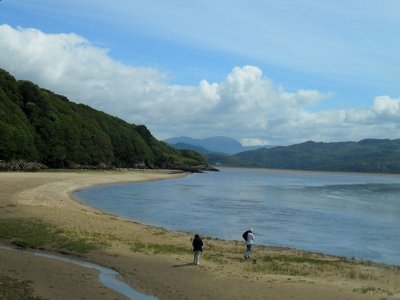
(172, 262, 196, 268)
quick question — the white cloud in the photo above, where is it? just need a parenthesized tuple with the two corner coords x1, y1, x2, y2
(373, 96, 400, 118)
(0, 25, 399, 146)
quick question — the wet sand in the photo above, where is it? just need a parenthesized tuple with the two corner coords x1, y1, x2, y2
(0, 170, 399, 299)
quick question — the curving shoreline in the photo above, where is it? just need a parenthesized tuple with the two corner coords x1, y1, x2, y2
(0, 170, 399, 300)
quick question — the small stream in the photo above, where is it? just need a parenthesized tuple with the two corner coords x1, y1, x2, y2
(0, 246, 157, 300)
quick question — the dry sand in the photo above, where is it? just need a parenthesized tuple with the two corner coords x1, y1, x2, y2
(0, 170, 399, 299)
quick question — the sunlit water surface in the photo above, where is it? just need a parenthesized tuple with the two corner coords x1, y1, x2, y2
(73, 168, 400, 266)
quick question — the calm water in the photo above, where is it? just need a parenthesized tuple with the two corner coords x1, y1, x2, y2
(73, 168, 400, 266)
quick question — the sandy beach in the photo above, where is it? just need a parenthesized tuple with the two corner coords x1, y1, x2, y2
(0, 170, 399, 299)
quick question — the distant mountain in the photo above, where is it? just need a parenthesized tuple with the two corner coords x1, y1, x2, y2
(167, 142, 211, 154)
(164, 136, 266, 155)
(220, 139, 400, 174)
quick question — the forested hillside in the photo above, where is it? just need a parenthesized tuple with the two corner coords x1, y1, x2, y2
(208, 139, 400, 173)
(0, 68, 208, 170)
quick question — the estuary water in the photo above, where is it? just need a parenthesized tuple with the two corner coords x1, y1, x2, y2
(73, 167, 400, 266)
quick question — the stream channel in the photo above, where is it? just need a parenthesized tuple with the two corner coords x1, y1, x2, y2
(0, 245, 157, 300)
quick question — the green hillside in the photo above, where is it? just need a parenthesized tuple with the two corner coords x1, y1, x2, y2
(0, 68, 208, 170)
(229, 139, 400, 173)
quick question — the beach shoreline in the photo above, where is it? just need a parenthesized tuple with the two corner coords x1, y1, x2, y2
(0, 170, 399, 299)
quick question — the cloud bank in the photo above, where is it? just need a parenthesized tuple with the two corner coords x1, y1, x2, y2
(0, 25, 399, 146)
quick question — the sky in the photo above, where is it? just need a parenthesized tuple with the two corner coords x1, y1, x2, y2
(1, 0, 400, 146)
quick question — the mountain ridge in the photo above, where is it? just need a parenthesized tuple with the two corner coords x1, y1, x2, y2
(207, 138, 400, 174)
(164, 136, 266, 154)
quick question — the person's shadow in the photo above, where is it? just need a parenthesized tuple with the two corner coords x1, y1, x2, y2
(172, 263, 196, 268)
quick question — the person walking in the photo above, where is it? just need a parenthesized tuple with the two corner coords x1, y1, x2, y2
(192, 234, 203, 265)
(243, 228, 255, 260)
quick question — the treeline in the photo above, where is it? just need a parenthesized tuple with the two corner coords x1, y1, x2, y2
(206, 139, 400, 174)
(0, 68, 208, 170)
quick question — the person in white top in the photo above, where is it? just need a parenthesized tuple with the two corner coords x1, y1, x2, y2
(243, 228, 255, 260)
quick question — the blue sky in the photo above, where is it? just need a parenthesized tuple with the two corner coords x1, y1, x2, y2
(1, 0, 400, 146)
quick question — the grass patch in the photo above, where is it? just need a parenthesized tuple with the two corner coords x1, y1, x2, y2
(203, 253, 230, 264)
(152, 228, 167, 236)
(130, 241, 188, 255)
(0, 275, 46, 300)
(0, 204, 17, 208)
(260, 254, 344, 265)
(0, 219, 102, 253)
(250, 258, 313, 276)
(354, 286, 394, 296)
(244, 253, 374, 279)
(131, 241, 146, 252)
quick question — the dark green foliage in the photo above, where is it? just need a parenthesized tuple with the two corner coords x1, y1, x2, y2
(229, 140, 400, 173)
(0, 75, 38, 161)
(0, 68, 207, 169)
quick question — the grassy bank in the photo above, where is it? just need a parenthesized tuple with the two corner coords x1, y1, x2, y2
(0, 219, 105, 254)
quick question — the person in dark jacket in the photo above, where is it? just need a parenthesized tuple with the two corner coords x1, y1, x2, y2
(192, 234, 203, 265)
